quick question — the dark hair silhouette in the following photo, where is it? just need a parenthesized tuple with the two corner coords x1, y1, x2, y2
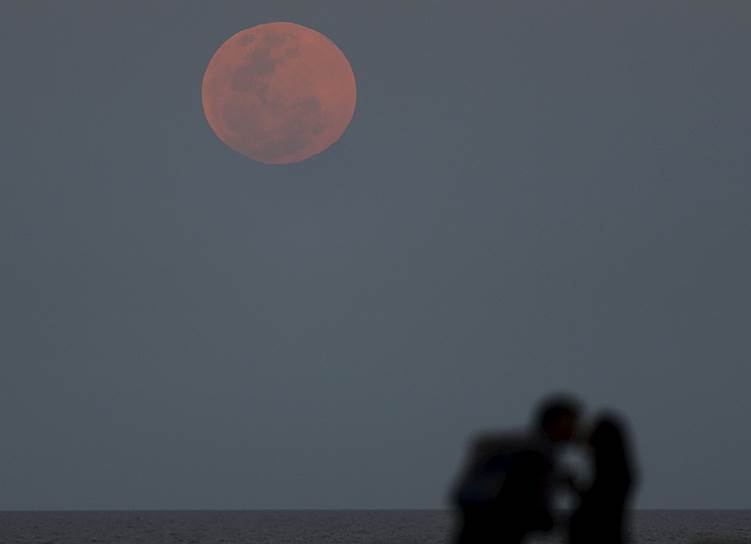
(591, 415, 634, 485)
(569, 412, 636, 544)
(535, 394, 582, 440)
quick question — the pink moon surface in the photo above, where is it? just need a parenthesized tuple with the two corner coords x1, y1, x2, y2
(202, 22, 357, 165)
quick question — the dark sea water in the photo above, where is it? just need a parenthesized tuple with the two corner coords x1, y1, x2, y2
(0, 510, 748, 544)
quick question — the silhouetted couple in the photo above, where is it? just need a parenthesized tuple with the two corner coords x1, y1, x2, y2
(452, 395, 636, 544)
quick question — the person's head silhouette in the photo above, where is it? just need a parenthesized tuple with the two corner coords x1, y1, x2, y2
(588, 413, 635, 478)
(535, 394, 582, 443)
(590, 415, 627, 452)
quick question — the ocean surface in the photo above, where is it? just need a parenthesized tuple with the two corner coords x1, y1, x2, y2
(0, 510, 748, 544)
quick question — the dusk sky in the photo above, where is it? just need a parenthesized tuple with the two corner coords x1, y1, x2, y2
(1, 1, 750, 510)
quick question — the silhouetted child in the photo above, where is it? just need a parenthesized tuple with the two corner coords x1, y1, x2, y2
(569, 413, 637, 544)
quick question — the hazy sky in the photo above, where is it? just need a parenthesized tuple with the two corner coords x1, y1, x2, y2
(1, 1, 750, 510)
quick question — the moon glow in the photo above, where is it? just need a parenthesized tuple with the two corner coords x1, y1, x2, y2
(202, 22, 357, 165)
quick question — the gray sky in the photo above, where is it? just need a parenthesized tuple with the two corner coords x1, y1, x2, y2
(1, 1, 750, 510)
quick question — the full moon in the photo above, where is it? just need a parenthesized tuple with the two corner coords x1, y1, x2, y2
(202, 22, 356, 165)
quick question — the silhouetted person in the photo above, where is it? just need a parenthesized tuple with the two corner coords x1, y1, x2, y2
(452, 394, 582, 544)
(569, 413, 636, 544)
